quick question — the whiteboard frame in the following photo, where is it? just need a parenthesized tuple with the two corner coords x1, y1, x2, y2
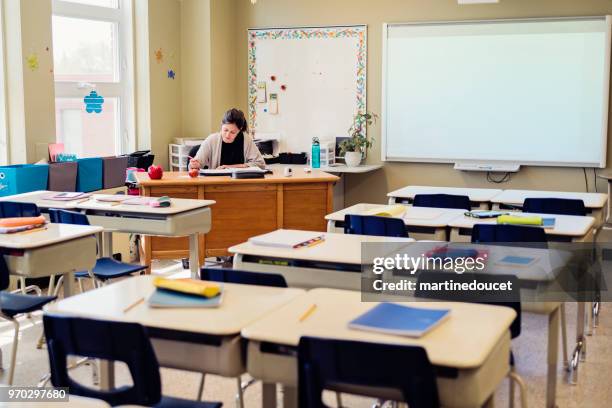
(247, 24, 368, 153)
(381, 16, 612, 169)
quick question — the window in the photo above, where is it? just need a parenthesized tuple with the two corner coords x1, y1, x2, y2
(52, 0, 134, 158)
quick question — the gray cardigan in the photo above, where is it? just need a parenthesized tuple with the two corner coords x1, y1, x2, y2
(193, 132, 265, 169)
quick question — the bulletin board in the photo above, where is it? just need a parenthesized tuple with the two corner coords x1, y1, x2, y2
(247, 25, 367, 153)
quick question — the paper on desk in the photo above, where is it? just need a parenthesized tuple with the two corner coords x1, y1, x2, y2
(361, 204, 406, 217)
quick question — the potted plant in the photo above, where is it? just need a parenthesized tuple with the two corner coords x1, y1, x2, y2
(339, 111, 378, 167)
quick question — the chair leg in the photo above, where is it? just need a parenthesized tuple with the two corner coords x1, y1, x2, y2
(77, 278, 85, 293)
(561, 303, 569, 369)
(508, 370, 528, 408)
(52, 276, 64, 298)
(235, 376, 245, 408)
(197, 373, 205, 401)
(2, 315, 20, 385)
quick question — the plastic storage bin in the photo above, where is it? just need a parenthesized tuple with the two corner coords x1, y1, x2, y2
(103, 156, 128, 189)
(48, 162, 77, 192)
(0, 164, 49, 197)
(76, 158, 103, 192)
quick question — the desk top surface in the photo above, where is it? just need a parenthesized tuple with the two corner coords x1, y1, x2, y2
(136, 167, 338, 186)
(448, 212, 595, 237)
(326, 203, 466, 227)
(241, 288, 515, 369)
(0, 191, 81, 209)
(76, 195, 215, 215)
(0, 223, 102, 249)
(319, 164, 384, 174)
(45, 275, 305, 336)
(387, 186, 503, 202)
(490, 189, 607, 208)
(229, 230, 414, 264)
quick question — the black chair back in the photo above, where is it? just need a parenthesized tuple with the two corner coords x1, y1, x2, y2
(344, 214, 408, 238)
(298, 337, 439, 408)
(471, 224, 547, 248)
(48, 209, 90, 225)
(0, 201, 40, 218)
(201, 268, 287, 287)
(522, 198, 587, 216)
(43, 315, 162, 407)
(413, 194, 471, 211)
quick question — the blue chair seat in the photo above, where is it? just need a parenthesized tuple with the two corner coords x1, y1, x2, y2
(86, 258, 147, 281)
(157, 396, 222, 408)
(0, 292, 56, 318)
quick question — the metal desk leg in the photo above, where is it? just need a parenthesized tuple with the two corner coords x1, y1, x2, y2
(568, 302, 587, 385)
(189, 233, 200, 279)
(282, 385, 298, 408)
(99, 360, 115, 390)
(262, 382, 276, 407)
(546, 306, 560, 408)
(101, 231, 113, 258)
(63, 272, 74, 298)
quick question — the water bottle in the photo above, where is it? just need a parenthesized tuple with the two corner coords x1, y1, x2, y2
(311, 137, 320, 169)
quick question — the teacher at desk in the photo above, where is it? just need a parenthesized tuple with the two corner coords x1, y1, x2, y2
(188, 108, 265, 170)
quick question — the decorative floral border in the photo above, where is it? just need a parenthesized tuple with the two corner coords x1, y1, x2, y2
(247, 26, 367, 134)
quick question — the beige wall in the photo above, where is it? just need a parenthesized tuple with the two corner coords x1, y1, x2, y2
(4, 0, 56, 164)
(148, 0, 182, 169)
(233, 0, 612, 205)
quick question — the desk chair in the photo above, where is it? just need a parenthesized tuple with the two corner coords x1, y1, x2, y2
(522, 198, 587, 217)
(43, 314, 222, 408)
(200, 268, 286, 407)
(298, 336, 439, 408)
(48, 209, 147, 290)
(344, 214, 408, 238)
(416, 272, 527, 408)
(413, 193, 471, 211)
(0, 253, 55, 384)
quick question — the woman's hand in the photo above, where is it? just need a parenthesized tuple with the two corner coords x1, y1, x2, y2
(188, 159, 201, 170)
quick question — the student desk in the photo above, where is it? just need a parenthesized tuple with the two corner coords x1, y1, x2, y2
(490, 189, 608, 226)
(448, 213, 596, 242)
(241, 288, 515, 408)
(229, 230, 414, 290)
(387, 186, 502, 210)
(0, 223, 100, 297)
(13, 395, 111, 407)
(135, 168, 338, 260)
(0, 191, 215, 279)
(44, 274, 304, 391)
(325, 203, 465, 240)
(75, 197, 214, 278)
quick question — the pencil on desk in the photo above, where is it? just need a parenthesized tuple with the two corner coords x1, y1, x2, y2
(299, 304, 317, 322)
(123, 297, 145, 313)
(75, 197, 91, 204)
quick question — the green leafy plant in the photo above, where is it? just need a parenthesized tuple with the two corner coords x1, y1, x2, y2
(339, 112, 378, 155)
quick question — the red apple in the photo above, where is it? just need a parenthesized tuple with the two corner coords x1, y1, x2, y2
(147, 165, 163, 180)
(188, 168, 199, 178)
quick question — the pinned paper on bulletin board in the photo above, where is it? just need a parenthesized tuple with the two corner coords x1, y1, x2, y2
(168, 69, 176, 79)
(257, 82, 267, 103)
(26, 53, 39, 71)
(269, 93, 278, 114)
(154, 48, 163, 63)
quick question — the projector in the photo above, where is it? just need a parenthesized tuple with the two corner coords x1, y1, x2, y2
(454, 162, 521, 172)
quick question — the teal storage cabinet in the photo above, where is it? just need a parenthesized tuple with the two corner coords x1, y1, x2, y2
(76, 158, 103, 192)
(0, 164, 49, 197)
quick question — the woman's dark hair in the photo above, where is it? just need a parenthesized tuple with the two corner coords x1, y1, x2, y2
(222, 108, 248, 132)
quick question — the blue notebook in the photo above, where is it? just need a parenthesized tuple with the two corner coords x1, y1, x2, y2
(148, 288, 223, 308)
(349, 303, 450, 338)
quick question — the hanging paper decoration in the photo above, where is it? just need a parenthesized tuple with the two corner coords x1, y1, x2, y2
(26, 53, 39, 71)
(280, 84, 287, 91)
(167, 69, 176, 79)
(84, 90, 104, 113)
(154, 48, 163, 63)
(270, 75, 276, 81)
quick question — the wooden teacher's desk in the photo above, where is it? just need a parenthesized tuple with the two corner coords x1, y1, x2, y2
(136, 168, 338, 261)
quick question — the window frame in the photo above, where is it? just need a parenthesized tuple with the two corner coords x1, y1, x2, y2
(52, 0, 135, 156)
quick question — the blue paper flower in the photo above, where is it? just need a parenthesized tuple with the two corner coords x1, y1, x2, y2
(168, 69, 176, 79)
(84, 91, 104, 114)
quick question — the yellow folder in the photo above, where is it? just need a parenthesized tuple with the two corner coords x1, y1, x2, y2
(153, 277, 221, 298)
(497, 215, 543, 226)
(361, 204, 407, 217)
